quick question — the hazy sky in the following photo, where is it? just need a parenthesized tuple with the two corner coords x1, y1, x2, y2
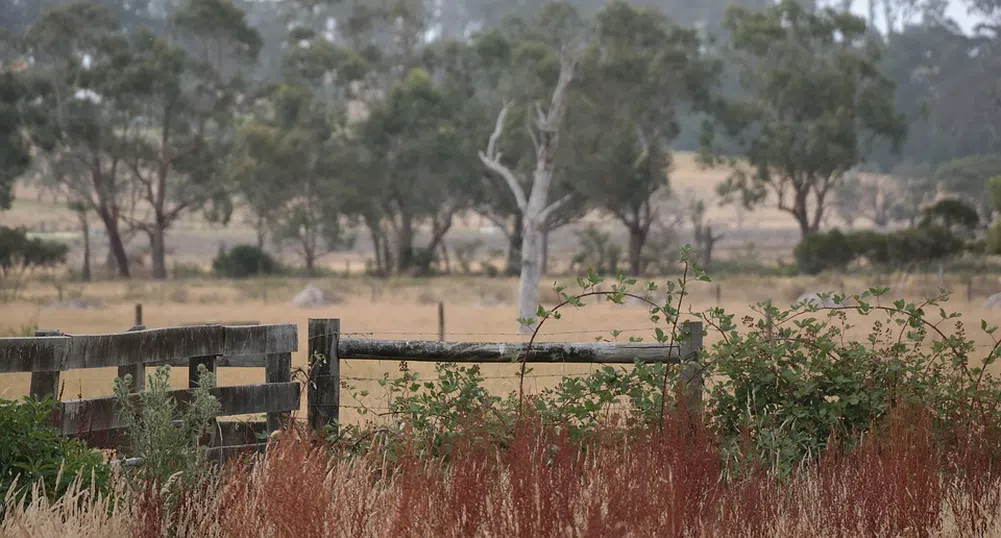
(843, 0, 985, 33)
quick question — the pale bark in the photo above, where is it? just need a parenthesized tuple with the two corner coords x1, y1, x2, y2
(479, 50, 577, 334)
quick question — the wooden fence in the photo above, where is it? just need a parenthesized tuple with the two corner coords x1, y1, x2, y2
(304, 318, 705, 430)
(0, 317, 704, 462)
(0, 322, 299, 463)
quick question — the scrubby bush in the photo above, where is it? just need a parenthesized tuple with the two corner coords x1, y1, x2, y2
(0, 397, 108, 507)
(0, 225, 69, 301)
(701, 288, 1001, 475)
(987, 221, 1001, 255)
(570, 224, 622, 275)
(794, 225, 970, 274)
(211, 244, 281, 278)
(113, 364, 221, 488)
(452, 239, 483, 274)
(335, 247, 1001, 478)
(793, 229, 855, 274)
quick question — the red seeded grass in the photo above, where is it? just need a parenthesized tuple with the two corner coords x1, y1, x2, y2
(14, 402, 1001, 537)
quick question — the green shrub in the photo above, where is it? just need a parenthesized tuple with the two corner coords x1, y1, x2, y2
(113, 364, 221, 487)
(0, 397, 109, 507)
(341, 362, 513, 459)
(0, 226, 69, 301)
(571, 225, 622, 276)
(794, 225, 970, 274)
(793, 229, 855, 274)
(885, 225, 966, 266)
(702, 287, 1001, 476)
(211, 244, 281, 278)
(335, 247, 1001, 480)
(987, 221, 1001, 255)
(847, 230, 890, 266)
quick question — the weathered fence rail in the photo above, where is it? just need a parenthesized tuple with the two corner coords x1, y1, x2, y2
(1, 315, 705, 463)
(0, 322, 299, 463)
(305, 318, 705, 430)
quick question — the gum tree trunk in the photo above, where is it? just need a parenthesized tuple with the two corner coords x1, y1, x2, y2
(478, 51, 577, 334)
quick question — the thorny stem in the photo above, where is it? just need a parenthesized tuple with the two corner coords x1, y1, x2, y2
(517, 290, 669, 417)
(659, 262, 690, 430)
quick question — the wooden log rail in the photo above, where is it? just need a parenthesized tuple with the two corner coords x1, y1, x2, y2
(0, 323, 300, 461)
(0, 323, 297, 373)
(307, 318, 705, 431)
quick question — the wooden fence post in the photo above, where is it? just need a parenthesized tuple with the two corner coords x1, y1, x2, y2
(29, 329, 62, 400)
(679, 320, 704, 410)
(265, 352, 292, 433)
(438, 301, 445, 342)
(308, 318, 340, 432)
(116, 324, 147, 393)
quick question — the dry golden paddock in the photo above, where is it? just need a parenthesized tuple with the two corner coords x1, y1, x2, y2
(3, 152, 1001, 423)
(3, 273, 1001, 425)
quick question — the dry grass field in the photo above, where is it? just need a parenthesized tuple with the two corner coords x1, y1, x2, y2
(3, 271, 1001, 425)
(2, 150, 993, 424)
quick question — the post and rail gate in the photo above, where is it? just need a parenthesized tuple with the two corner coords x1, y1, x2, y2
(0, 317, 704, 463)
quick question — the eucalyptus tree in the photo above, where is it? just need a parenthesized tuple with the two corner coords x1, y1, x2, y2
(475, 2, 587, 331)
(108, 0, 261, 279)
(566, 1, 720, 276)
(706, 0, 906, 237)
(20, 2, 138, 277)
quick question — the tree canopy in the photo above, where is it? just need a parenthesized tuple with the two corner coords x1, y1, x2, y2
(707, 0, 907, 237)
(0, 0, 999, 284)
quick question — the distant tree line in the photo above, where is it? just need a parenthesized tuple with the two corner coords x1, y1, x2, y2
(0, 0, 999, 297)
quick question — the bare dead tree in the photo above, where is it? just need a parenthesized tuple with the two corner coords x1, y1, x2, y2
(478, 50, 578, 334)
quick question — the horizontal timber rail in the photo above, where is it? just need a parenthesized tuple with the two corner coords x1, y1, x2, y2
(307, 318, 705, 432)
(1, 323, 300, 465)
(0, 323, 297, 373)
(338, 338, 683, 364)
(59, 382, 301, 436)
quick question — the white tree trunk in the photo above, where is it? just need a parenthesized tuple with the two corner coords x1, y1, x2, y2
(478, 49, 577, 334)
(518, 215, 543, 331)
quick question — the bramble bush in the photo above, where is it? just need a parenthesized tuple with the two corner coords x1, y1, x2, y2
(703, 288, 1001, 475)
(331, 246, 1001, 476)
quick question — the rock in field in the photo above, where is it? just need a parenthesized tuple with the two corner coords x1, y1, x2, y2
(984, 293, 1001, 309)
(292, 285, 328, 308)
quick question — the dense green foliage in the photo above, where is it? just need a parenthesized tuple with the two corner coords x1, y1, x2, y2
(794, 198, 981, 274)
(0, 225, 69, 301)
(794, 226, 969, 274)
(212, 244, 282, 278)
(706, 0, 907, 238)
(703, 288, 1001, 475)
(0, 226, 68, 274)
(0, 73, 37, 210)
(334, 254, 1001, 477)
(0, 397, 108, 507)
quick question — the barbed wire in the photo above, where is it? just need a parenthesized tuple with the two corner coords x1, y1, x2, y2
(337, 327, 665, 339)
(340, 371, 606, 383)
